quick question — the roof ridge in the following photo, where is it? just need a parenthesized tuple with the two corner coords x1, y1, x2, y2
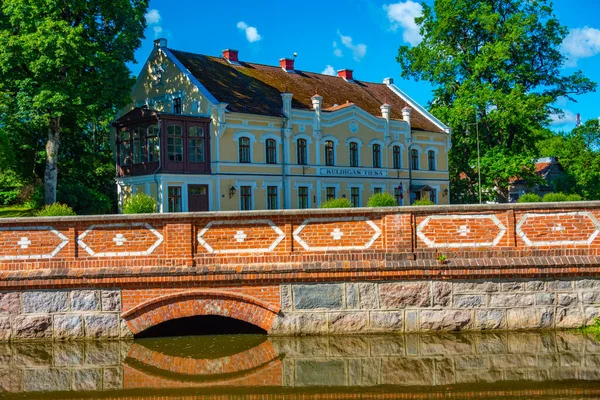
(168, 48, 387, 86)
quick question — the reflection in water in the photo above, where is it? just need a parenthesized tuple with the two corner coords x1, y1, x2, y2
(1, 332, 600, 398)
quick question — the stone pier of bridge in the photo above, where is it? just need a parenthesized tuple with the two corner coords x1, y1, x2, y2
(1, 202, 600, 340)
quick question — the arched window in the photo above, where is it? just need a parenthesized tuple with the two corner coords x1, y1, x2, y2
(349, 142, 359, 167)
(147, 125, 159, 162)
(167, 125, 183, 162)
(393, 146, 401, 169)
(239, 137, 251, 163)
(265, 139, 277, 164)
(428, 150, 436, 171)
(372, 144, 381, 168)
(411, 149, 419, 170)
(189, 126, 205, 163)
(297, 138, 307, 165)
(325, 140, 335, 166)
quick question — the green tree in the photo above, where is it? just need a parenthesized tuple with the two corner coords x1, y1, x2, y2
(537, 119, 600, 199)
(0, 0, 148, 204)
(397, 0, 596, 202)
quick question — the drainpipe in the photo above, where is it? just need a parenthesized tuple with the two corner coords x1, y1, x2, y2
(402, 106, 413, 204)
(152, 114, 162, 212)
(281, 92, 293, 209)
(281, 117, 288, 209)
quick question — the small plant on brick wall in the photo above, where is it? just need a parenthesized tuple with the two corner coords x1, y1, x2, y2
(123, 193, 157, 214)
(437, 254, 449, 265)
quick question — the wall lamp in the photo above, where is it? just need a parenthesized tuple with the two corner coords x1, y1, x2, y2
(229, 186, 237, 199)
(443, 188, 449, 197)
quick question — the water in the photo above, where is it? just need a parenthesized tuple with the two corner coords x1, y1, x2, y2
(2, 331, 600, 399)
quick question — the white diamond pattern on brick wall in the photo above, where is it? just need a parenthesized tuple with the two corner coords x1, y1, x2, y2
(197, 219, 285, 254)
(78, 223, 163, 257)
(517, 212, 600, 246)
(0, 226, 69, 260)
(293, 217, 381, 251)
(417, 214, 507, 249)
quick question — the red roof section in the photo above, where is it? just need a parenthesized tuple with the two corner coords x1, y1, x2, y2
(168, 49, 445, 133)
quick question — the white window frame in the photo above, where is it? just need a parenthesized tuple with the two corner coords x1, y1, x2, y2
(425, 146, 440, 171)
(293, 133, 312, 165)
(262, 181, 283, 210)
(233, 131, 257, 163)
(369, 139, 384, 169)
(348, 183, 364, 207)
(235, 180, 257, 210)
(322, 135, 340, 166)
(409, 145, 422, 171)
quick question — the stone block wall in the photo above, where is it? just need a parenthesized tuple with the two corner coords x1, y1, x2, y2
(275, 332, 600, 388)
(271, 279, 600, 334)
(0, 289, 132, 341)
(0, 341, 126, 393)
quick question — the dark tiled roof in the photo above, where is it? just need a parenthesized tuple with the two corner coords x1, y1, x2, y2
(169, 49, 445, 133)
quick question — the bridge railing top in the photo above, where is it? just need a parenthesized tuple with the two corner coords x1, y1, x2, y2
(1, 201, 599, 225)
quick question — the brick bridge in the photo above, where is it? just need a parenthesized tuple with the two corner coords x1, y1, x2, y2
(1, 202, 600, 340)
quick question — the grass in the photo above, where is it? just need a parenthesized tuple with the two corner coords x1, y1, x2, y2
(0, 205, 37, 218)
(575, 318, 600, 336)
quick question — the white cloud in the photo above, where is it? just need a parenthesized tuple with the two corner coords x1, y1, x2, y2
(145, 9, 161, 24)
(384, 1, 423, 46)
(561, 26, 600, 67)
(337, 31, 367, 61)
(333, 41, 343, 57)
(550, 109, 578, 126)
(237, 21, 262, 43)
(145, 9, 164, 38)
(321, 65, 336, 75)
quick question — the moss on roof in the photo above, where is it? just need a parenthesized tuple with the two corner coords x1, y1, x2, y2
(169, 49, 444, 133)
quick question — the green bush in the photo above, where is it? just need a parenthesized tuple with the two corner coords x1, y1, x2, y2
(542, 192, 568, 202)
(517, 193, 542, 203)
(122, 192, 158, 214)
(367, 192, 398, 207)
(320, 198, 352, 208)
(565, 193, 583, 202)
(36, 203, 76, 217)
(412, 199, 435, 206)
(57, 182, 113, 215)
(0, 170, 25, 205)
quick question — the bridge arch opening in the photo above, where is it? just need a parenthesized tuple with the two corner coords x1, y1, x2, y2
(135, 315, 267, 338)
(122, 290, 280, 337)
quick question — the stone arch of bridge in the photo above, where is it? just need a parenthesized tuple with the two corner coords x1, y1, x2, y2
(121, 290, 281, 335)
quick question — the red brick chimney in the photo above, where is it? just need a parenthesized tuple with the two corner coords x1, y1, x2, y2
(280, 58, 295, 71)
(222, 49, 239, 63)
(338, 69, 353, 81)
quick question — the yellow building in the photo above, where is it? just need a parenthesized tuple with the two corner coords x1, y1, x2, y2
(113, 39, 451, 212)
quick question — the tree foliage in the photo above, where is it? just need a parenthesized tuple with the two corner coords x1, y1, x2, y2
(396, 0, 596, 202)
(537, 119, 600, 199)
(0, 0, 148, 204)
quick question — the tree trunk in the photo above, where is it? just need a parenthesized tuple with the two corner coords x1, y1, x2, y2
(44, 117, 60, 205)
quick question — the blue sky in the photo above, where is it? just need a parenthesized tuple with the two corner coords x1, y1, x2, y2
(134, 0, 600, 131)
